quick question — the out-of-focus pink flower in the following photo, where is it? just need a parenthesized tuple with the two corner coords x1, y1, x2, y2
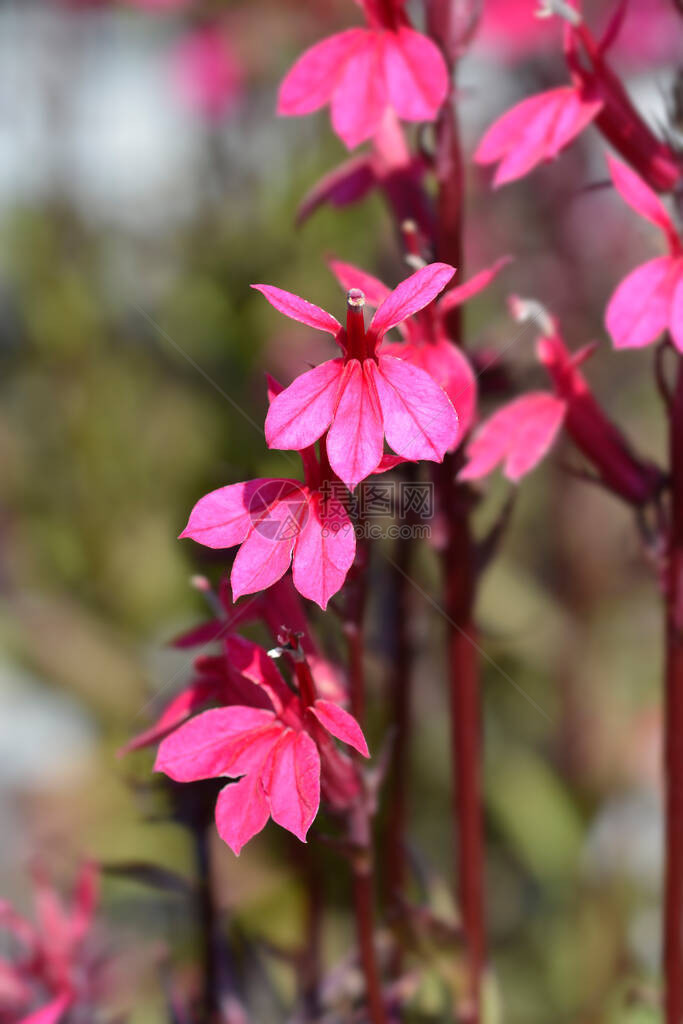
(278, 0, 449, 148)
(155, 638, 368, 854)
(328, 256, 511, 439)
(172, 25, 244, 120)
(127, 0, 187, 9)
(474, 85, 603, 187)
(604, 155, 683, 352)
(0, 865, 102, 1024)
(255, 264, 459, 490)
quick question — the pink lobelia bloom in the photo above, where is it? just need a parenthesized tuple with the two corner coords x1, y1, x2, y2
(254, 264, 459, 490)
(474, 84, 603, 187)
(155, 638, 369, 854)
(0, 864, 101, 1024)
(604, 155, 683, 352)
(329, 256, 511, 439)
(277, 0, 449, 149)
(172, 24, 244, 121)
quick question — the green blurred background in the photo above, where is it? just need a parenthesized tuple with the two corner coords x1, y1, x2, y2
(0, 1, 677, 1020)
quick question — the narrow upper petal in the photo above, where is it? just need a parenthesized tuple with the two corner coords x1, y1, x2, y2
(671, 268, 683, 353)
(383, 27, 449, 122)
(292, 491, 356, 610)
(607, 154, 679, 250)
(277, 30, 366, 115)
(265, 730, 321, 842)
(224, 634, 291, 715)
(437, 256, 512, 316)
(181, 479, 293, 550)
(331, 36, 387, 148)
(265, 360, 344, 450)
(118, 678, 221, 754)
(308, 699, 369, 757)
(372, 355, 459, 461)
(215, 773, 270, 856)
(606, 257, 678, 349)
(370, 263, 455, 342)
(326, 360, 385, 490)
(155, 706, 280, 782)
(252, 284, 341, 335)
(297, 157, 376, 225)
(459, 392, 566, 482)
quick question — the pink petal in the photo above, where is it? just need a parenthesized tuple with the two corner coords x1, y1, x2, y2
(230, 506, 300, 600)
(459, 392, 566, 482)
(292, 491, 356, 610)
(19, 994, 71, 1024)
(328, 259, 391, 307)
(331, 37, 387, 148)
(265, 359, 344, 450)
(369, 263, 455, 341)
(372, 355, 459, 461)
(437, 256, 512, 315)
(671, 269, 683, 353)
(119, 678, 221, 754)
(224, 635, 291, 714)
(297, 156, 376, 225)
(181, 479, 287, 550)
(606, 257, 678, 349)
(309, 700, 369, 757)
(215, 773, 270, 856)
(607, 154, 678, 248)
(251, 284, 341, 336)
(154, 706, 280, 782)
(326, 360, 385, 490)
(383, 27, 449, 122)
(265, 730, 320, 843)
(404, 338, 477, 440)
(69, 862, 98, 944)
(278, 30, 365, 115)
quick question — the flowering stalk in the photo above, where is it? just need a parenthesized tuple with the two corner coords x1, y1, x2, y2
(665, 354, 683, 1024)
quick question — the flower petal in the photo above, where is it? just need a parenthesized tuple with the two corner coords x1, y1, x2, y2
(265, 360, 344, 451)
(309, 700, 369, 757)
(437, 256, 512, 315)
(328, 259, 391, 308)
(181, 479, 294, 550)
(118, 678, 222, 755)
(230, 493, 305, 601)
(292, 491, 356, 610)
(372, 355, 459, 461)
(607, 154, 678, 248)
(369, 263, 455, 341)
(326, 360, 385, 490)
(671, 269, 683, 353)
(459, 392, 566, 482)
(155, 706, 279, 782)
(331, 36, 387, 148)
(606, 257, 677, 349)
(266, 730, 320, 842)
(251, 284, 341, 335)
(277, 30, 365, 115)
(215, 773, 270, 856)
(383, 27, 449, 122)
(297, 157, 376, 225)
(19, 994, 72, 1024)
(225, 634, 291, 715)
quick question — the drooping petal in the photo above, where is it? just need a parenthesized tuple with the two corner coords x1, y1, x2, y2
(671, 269, 683, 353)
(326, 360, 385, 490)
(292, 491, 356, 610)
(459, 392, 566, 482)
(265, 730, 321, 842)
(265, 360, 344, 451)
(607, 154, 679, 249)
(331, 36, 388, 148)
(606, 257, 678, 349)
(369, 263, 455, 342)
(119, 678, 225, 756)
(383, 27, 449, 122)
(155, 706, 280, 782)
(277, 30, 365, 115)
(225, 634, 290, 715)
(181, 479, 292, 550)
(328, 259, 391, 308)
(19, 994, 72, 1024)
(215, 773, 270, 856)
(308, 700, 369, 757)
(475, 87, 602, 187)
(372, 355, 459, 461)
(437, 256, 512, 315)
(297, 157, 376, 225)
(230, 491, 304, 600)
(251, 284, 341, 336)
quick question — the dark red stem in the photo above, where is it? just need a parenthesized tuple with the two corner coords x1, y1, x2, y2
(664, 357, 683, 1023)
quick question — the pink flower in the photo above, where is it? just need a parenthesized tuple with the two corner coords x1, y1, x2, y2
(172, 25, 244, 120)
(255, 264, 459, 490)
(604, 155, 683, 352)
(329, 256, 510, 439)
(277, 0, 449, 149)
(474, 85, 603, 187)
(0, 865, 100, 1024)
(155, 639, 369, 854)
